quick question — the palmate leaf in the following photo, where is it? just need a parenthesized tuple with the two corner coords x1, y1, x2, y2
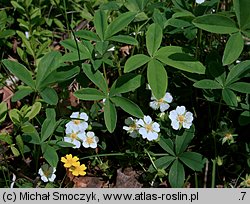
(179, 152, 204, 171)
(148, 156, 175, 173)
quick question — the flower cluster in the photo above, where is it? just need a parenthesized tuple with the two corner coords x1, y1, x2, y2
(64, 112, 99, 149)
(61, 154, 87, 176)
(123, 115, 160, 141)
(38, 163, 56, 183)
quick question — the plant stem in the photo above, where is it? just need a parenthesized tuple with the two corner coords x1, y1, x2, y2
(102, 63, 108, 83)
(211, 159, 216, 188)
(195, 172, 199, 188)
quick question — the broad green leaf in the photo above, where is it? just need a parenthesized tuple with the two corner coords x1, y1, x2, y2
(222, 32, 244, 65)
(147, 59, 168, 99)
(41, 108, 56, 142)
(16, 135, 24, 156)
(110, 96, 144, 118)
(234, 0, 250, 30)
(155, 46, 206, 74)
(222, 88, 238, 107)
(16, 31, 35, 57)
(169, 160, 185, 188)
(225, 60, 250, 85)
(105, 11, 136, 39)
(9, 109, 20, 125)
(108, 35, 138, 45)
(110, 74, 143, 96)
(82, 63, 108, 95)
(124, 54, 151, 73)
(11, 86, 34, 102)
(11, 145, 20, 157)
(36, 51, 61, 90)
(179, 152, 204, 171)
(146, 23, 162, 57)
(175, 126, 195, 155)
(0, 133, 13, 144)
(22, 131, 40, 145)
(192, 14, 239, 34)
(104, 99, 117, 133)
(158, 137, 175, 156)
(75, 30, 100, 41)
(0, 102, 7, 124)
(74, 88, 106, 101)
(0, 30, 15, 38)
(193, 79, 222, 89)
(42, 144, 58, 167)
(95, 41, 109, 55)
(239, 110, 250, 126)
(227, 82, 250, 94)
(148, 156, 175, 173)
(0, 10, 7, 28)
(2, 60, 35, 89)
(25, 102, 41, 120)
(94, 10, 108, 41)
(39, 87, 58, 105)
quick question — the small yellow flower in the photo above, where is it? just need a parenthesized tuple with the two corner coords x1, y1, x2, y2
(70, 162, 87, 176)
(61, 154, 79, 168)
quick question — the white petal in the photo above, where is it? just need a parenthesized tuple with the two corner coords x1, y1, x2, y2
(176, 106, 186, 115)
(87, 131, 95, 137)
(159, 103, 170, 112)
(82, 141, 90, 148)
(73, 140, 81, 148)
(90, 142, 97, 148)
(152, 122, 160, 132)
(171, 121, 179, 130)
(77, 132, 85, 140)
(139, 127, 147, 136)
(80, 112, 88, 121)
(196, 0, 205, 4)
(123, 126, 130, 131)
(48, 174, 56, 182)
(164, 92, 173, 103)
(129, 131, 138, 138)
(183, 122, 192, 129)
(70, 112, 79, 119)
(146, 132, 159, 141)
(64, 137, 72, 143)
(41, 176, 48, 182)
(94, 136, 99, 143)
(185, 112, 194, 122)
(149, 101, 159, 110)
(144, 115, 152, 124)
(137, 119, 144, 127)
(125, 117, 133, 125)
(169, 110, 178, 121)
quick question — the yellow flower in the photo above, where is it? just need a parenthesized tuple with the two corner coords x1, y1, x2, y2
(70, 162, 87, 176)
(61, 154, 79, 168)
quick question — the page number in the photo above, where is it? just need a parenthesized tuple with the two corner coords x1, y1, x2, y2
(240, 192, 246, 201)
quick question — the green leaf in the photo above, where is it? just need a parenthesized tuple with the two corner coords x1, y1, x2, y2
(124, 54, 151, 73)
(9, 109, 20, 125)
(2, 60, 35, 89)
(110, 73, 143, 96)
(42, 144, 58, 167)
(41, 109, 56, 142)
(82, 63, 108, 95)
(179, 152, 204, 171)
(147, 59, 168, 99)
(104, 99, 117, 133)
(74, 88, 106, 101)
(108, 35, 138, 45)
(0, 10, 7, 28)
(155, 46, 206, 74)
(158, 137, 176, 156)
(75, 30, 100, 41)
(193, 79, 222, 89)
(225, 60, 250, 85)
(25, 102, 41, 120)
(175, 126, 195, 155)
(11, 145, 20, 157)
(16, 135, 24, 157)
(0, 102, 7, 124)
(36, 51, 61, 90)
(192, 14, 239, 34)
(105, 11, 136, 39)
(222, 88, 238, 107)
(0, 133, 13, 144)
(11, 86, 34, 102)
(148, 156, 175, 173)
(169, 160, 185, 188)
(39, 87, 58, 105)
(239, 110, 250, 126)
(0, 30, 15, 38)
(146, 23, 162, 57)
(222, 32, 244, 65)
(94, 10, 108, 41)
(110, 96, 144, 118)
(234, 0, 250, 30)
(227, 82, 250, 94)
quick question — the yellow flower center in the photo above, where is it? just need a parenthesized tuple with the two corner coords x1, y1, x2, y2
(86, 137, 94, 144)
(145, 124, 153, 132)
(74, 120, 81, 125)
(130, 123, 137, 130)
(225, 133, 232, 139)
(246, 179, 250, 186)
(178, 115, 185, 123)
(70, 133, 77, 139)
(158, 98, 164, 104)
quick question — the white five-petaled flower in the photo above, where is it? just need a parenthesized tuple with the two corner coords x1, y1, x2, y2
(123, 117, 140, 138)
(137, 116, 160, 141)
(150, 92, 173, 112)
(65, 112, 89, 132)
(64, 126, 85, 148)
(169, 106, 193, 130)
(196, 0, 205, 4)
(82, 131, 99, 148)
(38, 164, 56, 183)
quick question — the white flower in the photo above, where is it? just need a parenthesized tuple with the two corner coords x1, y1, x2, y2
(169, 106, 193, 130)
(10, 174, 16, 188)
(107, 46, 115, 52)
(123, 117, 139, 138)
(82, 131, 99, 148)
(196, 0, 205, 4)
(137, 116, 160, 141)
(38, 164, 56, 183)
(150, 92, 173, 112)
(64, 126, 85, 148)
(65, 112, 88, 132)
